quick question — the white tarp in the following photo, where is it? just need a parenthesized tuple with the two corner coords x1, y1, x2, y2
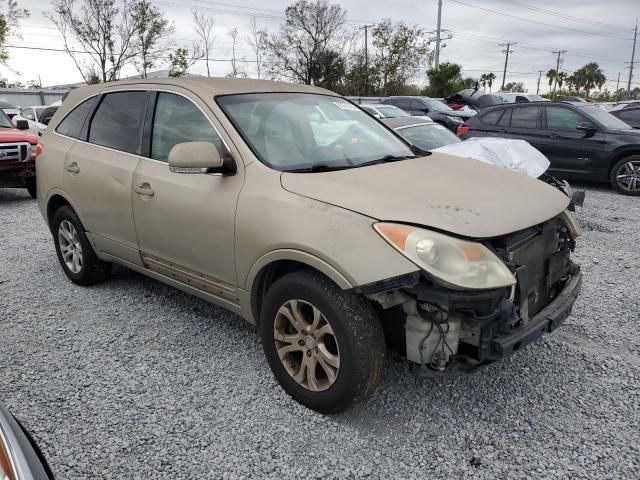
(432, 137, 550, 178)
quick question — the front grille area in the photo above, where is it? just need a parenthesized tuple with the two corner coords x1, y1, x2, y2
(492, 216, 572, 318)
(0, 142, 31, 162)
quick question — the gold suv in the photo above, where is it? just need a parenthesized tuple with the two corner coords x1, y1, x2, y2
(37, 78, 582, 412)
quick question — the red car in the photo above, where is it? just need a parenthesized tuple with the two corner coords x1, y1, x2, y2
(0, 112, 42, 198)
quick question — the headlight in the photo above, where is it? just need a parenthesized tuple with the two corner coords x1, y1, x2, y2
(374, 223, 516, 290)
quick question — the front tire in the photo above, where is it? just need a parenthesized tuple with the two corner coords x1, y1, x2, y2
(52, 205, 112, 285)
(24, 177, 36, 199)
(259, 270, 385, 413)
(610, 155, 640, 196)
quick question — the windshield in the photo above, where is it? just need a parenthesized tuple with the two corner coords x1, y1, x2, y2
(397, 123, 460, 150)
(0, 112, 13, 128)
(217, 93, 414, 171)
(424, 100, 454, 113)
(0, 100, 16, 109)
(582, 105, 632, 130)
(377, 105, 410, 118)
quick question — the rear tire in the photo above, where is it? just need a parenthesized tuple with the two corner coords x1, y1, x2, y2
(610, 155, 640, 196)
(24, 177, 36, 199)
(52, 205, 112, 285)
(259, 270, 385, 413)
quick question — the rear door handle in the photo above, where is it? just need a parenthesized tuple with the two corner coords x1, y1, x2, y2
(64, 163, 80, 174)
(134, 184, 155, 197)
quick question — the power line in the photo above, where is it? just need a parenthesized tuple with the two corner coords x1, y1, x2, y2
(499, 42, 516, 90)
(447, 0, 633, 41)
(492, 0, 633, 32)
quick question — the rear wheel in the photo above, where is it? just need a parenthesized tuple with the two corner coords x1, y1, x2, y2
(24, 177, 36, 199)
(52, 205, 112, 285)
(610, 155, 640, 196)
(259, 270, 385, 413)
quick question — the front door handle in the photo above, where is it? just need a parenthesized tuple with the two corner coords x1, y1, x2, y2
(64, 162, 80, 174)
(134, 184, 155, 197)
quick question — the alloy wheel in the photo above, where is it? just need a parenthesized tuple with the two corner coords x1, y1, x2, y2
(58, 220, 83, 274)
(273, 299, 340, 392)
(616, 160, 640, 192)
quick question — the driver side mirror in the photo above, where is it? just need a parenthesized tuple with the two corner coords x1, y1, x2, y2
(576, 121, 597, 133)
(168, 141, 234, 174)
(15, 119, 29, 130)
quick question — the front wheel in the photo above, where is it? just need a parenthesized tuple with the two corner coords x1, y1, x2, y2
(259, 270, 385, 413)
(24, 177, 36, 199)
(610, 155, 640, 196)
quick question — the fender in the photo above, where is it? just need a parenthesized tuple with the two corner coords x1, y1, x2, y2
(245, 248, 354, 292)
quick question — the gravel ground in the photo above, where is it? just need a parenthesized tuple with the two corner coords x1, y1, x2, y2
(1, 185, 639, 480)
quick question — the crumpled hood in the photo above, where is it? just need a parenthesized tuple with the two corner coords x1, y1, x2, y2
(281, 154, 569, 239)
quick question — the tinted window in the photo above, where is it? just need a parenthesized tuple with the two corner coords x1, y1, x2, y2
(409, 100, 424, 111)
(498, 108, 511, 126)
(480, 109, 503, 125)
(89, 92, 147, 154)
(545, 107, 583, 131)
(510, 106, 539, 128)
(151, 93, 222, 162)
(56, 96, 97, 138)
(617, 109, 640, 122)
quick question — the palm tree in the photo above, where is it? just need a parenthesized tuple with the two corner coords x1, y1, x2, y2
(486, 72, 496, 92)
(556, 72, 567, 90)
(480, 73, 488, 92)
(546, 69, 557, 89)
(572, 63, 606, 97)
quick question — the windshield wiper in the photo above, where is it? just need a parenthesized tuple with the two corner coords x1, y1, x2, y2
(356, 154, 417, 168)
(286, 163, 353, 173)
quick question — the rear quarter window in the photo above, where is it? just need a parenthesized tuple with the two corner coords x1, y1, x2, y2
(55, 96, 98, 139)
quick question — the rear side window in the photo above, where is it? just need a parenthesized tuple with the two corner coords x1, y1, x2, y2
(151, 92, 222, 162)
(56, 96, 98, 139)
(480, 109, 503, 125)
(510, 106, 539, 128)
(545, 106, 583, 131)
(498, 109, 512, 126)
(88, 91, 147, 154)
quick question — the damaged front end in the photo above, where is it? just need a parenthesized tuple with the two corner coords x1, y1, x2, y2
(362, 211, 583, 373)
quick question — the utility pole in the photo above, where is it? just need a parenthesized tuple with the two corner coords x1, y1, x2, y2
(435, 0, 443, 68)
(359, 25, 374, 96)
(627, 21, 637, 98)
(536, 70, 543, 95)
(616, 71, 621, 91)
(551, 50, 567, 98)
(499, 42, 515, 91)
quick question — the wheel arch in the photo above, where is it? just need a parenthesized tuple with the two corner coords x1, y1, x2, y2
(46, 192, 74, 230)
(246, 250, 354, 325)
(608, 148, 640, 175)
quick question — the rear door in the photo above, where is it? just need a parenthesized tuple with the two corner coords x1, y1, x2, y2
(131, 89, 244, 303)
(496, 105, 546, 147)
(62, 90, 148, 265)
(536, 105, 609, 179)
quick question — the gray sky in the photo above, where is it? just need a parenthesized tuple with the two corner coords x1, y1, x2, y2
(3, 0, 639, 94)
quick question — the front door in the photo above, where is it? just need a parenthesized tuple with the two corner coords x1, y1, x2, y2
(537, 105, 610, 180)
(132, 91, 243, 303)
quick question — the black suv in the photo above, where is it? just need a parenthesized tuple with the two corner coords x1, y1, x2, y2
(381, 96, 473, 132)
(460, 101, 640, 195)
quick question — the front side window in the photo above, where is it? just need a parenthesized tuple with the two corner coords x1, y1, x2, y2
(545, 107, 584, 131)
(217, 93, 414, 171)
(55, 96, 98, 139)
(397, 123, 460, 151)
(510, 106, 539, 128)
(22, 108, 35, 120)
(88, 91, 147, 154)
(151, 92, 222, 162)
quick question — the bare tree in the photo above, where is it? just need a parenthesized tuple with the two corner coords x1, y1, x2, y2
(0, 0, 29, 64)
(247, 17, 267, 79)
(226, 27, 246, 78)
(132, 0, 173, 78)
(48, 0, 142, 83)
(264, 0, 349, 85)
(168, 43, 204, 77)
(192, 9, 215, 77)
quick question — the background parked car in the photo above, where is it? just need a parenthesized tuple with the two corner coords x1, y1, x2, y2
(497, 92, 547, 103)
(611, 107, 640, 128)
(361, 104, 409, 119)
(382, 116, 461, 150)
(445, 88, 505, 111)
(381, 96, 473, 132)
(0, 100, 21, 119)
(459, 101, 640, 195)
(0, 112, 41, 198)
(13, 106, 52, 135)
